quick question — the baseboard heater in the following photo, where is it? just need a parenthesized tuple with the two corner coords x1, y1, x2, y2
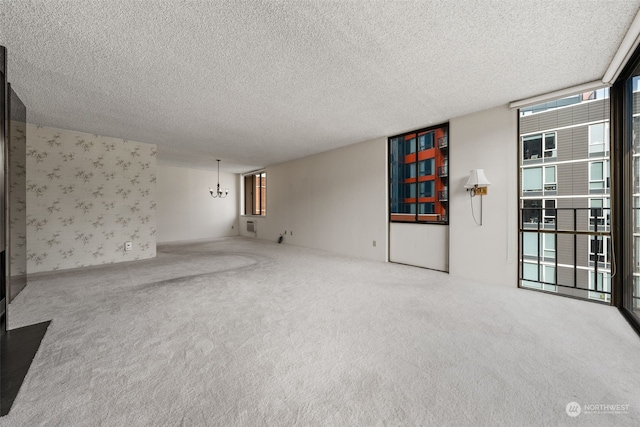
(246, 221, 255, 233)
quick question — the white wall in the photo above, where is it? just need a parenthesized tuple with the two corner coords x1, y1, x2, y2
(240, 137, 387, 262)
(157, 164, 239, 243)
(449, 105, 518, 287)
(389, 223, 448, 271)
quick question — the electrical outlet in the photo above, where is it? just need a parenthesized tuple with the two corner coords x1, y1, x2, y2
(125, 241, 132, 251)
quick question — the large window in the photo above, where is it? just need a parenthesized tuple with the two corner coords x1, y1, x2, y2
(519, 87, 610, 303)
(244, 172, 266, 216)
(389, 123, 449, 223)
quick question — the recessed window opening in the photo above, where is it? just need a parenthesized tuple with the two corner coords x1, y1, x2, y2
(243, 171, 266, 216)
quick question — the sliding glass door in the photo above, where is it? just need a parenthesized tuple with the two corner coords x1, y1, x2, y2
(612, 46, 640, 333)
(630, 76, 640, 319)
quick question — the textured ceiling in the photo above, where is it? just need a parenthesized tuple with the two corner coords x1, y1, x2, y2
(1, 1, 639, 173)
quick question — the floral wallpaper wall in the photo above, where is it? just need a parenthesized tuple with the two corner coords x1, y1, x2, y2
(26, 124, 157, 273)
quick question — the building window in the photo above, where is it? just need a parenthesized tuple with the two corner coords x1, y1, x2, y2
(418, 180, 434, 198)
(418, 132, 434, 151)
(522, 232, 556, 261)
(544, 199, 557, 225)
(522, 261, 557, 292)
(522, 132, 556, 161)
(589, 198, 610, 231)
(389, 123, 448, 223)
(418, 159, 434, 176)
(522, 168, 542, 192)
(589, 122, 610, 155)
(589, 235, 610, 265)
(522, 199, 555, 226)
(522, 199, 542, 224)
(544, 166, 557, 191)
(589, 271, 611, 302)
(522, 166, 556, 193)
(244, 172, 266, 215)
(589, 160, 609, 192)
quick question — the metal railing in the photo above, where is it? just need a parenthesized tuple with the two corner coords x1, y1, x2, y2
(438, 190, 448, 202)
(438, 165, 448, 177)
(519, 207, 611, 299)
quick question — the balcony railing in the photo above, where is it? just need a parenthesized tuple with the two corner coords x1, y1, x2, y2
(519, 207, 611, 301)
(438, 136, 448, 149)
(438, 190, 448, 202)
(438, 165, 448, 178)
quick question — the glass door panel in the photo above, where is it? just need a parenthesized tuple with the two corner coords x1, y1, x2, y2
(629, 75, 640, 317)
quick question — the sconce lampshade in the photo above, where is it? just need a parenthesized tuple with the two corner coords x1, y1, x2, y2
(464, 169, 491, 189)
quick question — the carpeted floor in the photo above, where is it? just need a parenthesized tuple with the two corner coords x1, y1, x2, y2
(1, 236, 639, 426)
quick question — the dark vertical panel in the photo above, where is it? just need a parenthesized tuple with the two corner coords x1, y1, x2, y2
(243, 175, 252, 215)
(8, 85, 26, 300)
(0, 46, 50, 418)
(0, 45, 7, 334)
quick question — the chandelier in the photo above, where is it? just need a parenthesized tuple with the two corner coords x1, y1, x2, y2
(209, 159, 229, 198)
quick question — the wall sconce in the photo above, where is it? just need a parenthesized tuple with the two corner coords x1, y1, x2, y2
(464, 169, 491, 225)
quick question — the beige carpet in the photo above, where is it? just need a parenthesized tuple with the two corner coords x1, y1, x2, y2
(1, 237, 639, 426)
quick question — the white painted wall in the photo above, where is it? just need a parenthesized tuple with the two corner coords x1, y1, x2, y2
(157, 164, 239, 243)
(448, 105, 518, 287)
(239, 137, 387, 262)
(389, 223, 448, 271)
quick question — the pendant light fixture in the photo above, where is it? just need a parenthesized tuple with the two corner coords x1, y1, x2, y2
(209, 159, 229, 198)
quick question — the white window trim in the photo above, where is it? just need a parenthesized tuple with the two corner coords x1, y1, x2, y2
(543, 132, 557, 158)
(543, 166, 557, 191)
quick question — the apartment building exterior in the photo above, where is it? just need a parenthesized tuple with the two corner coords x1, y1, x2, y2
(389, 124, 449, 223)
(519, 89, 611, 302)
